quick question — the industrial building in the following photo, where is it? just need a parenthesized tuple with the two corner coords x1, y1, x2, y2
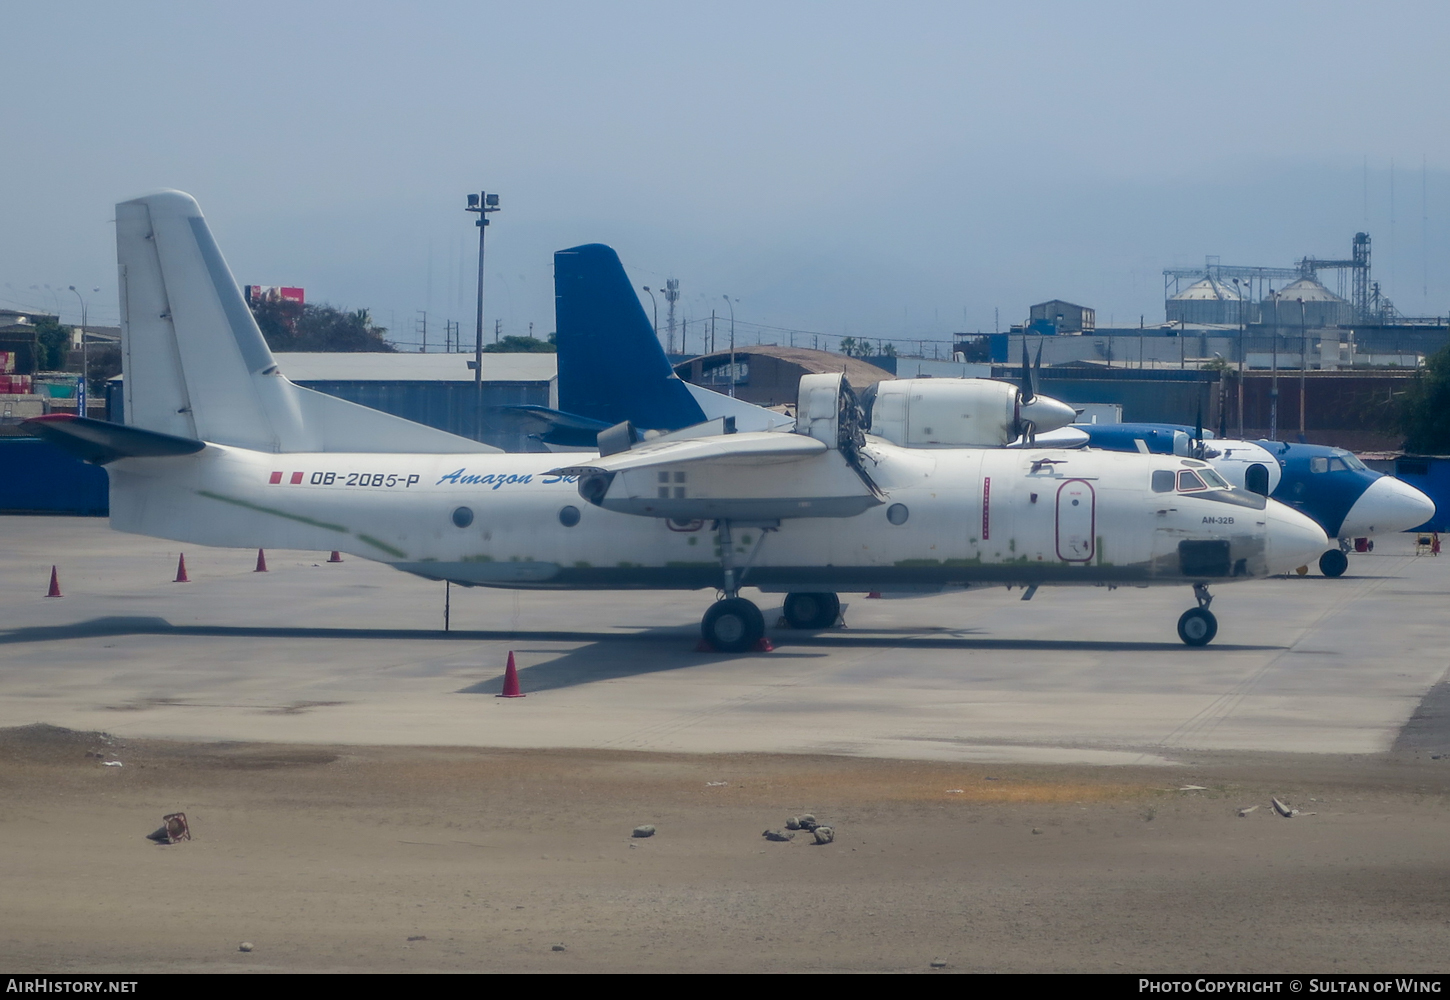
(106, 352, 557, 452)
(1027, 300, 1095, 335)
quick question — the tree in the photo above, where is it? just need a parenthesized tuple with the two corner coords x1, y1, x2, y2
(32, 317, 72, 371)
(839, 337, 860, 357)
(249, 299, 395, 353)
(483, 333, 556, 354)
(86, 345, 122, 395)
(1399, 344, 1450, 453)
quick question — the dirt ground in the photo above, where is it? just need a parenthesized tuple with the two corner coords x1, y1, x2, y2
(1, 725, 1447, 973)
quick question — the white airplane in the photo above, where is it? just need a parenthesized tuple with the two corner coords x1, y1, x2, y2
(26, 191, 1329, 652)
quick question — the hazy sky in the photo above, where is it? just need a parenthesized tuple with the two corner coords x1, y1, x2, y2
(5, 2, 1449, 351)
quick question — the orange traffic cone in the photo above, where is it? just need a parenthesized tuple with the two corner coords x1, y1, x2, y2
(174, 554, 190, 583)
(46, 566, 62, 598)
(496, 651, 525, 698)
(254, 548, 268, 572)
(327, 551, 343, 563)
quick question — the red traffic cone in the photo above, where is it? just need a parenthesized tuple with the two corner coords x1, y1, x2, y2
(254, 548, 268, 573)
(866, 591, 882, 599)
(46, 566, 62, 598)
(754, 637, 775, 652)
(327, 551, 343, 563)
(496, 651, 525, 698)
(174, 554, 190, 583)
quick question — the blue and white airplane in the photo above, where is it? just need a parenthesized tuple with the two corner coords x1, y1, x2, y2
(25, 191, 1329, 650)
(1069, 423, 1434, 577)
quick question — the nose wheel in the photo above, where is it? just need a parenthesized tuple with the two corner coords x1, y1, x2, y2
(1177, 583, 1218, 646)
(1319, 548, 1349, 578)
(702, 597, 766, 653)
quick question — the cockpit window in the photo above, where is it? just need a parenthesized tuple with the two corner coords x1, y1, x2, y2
(1198, 468, 1229, 489)
(1335, 451, 1368, 472)
(1310, 457, 1329, 474)
(1152, 469, 1176, 493)
(1178, 470, 1207, 492)
(1328, 457, 1349, 472)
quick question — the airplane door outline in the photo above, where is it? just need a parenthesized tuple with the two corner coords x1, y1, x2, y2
(1056, 479, 1095, 562)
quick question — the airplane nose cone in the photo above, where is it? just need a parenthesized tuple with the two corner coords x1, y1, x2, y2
(1338, 476, 1437, 538)
(1020, 394, 1077, 434)
(1265, 499, 1330, 574)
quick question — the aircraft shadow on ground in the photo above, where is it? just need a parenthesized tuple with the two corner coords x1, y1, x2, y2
(0, 616, 1283, 695)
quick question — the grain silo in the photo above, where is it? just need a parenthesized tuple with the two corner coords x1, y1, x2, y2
(1263, 278, 1351, 329)
(1166, 277, 1242, 326)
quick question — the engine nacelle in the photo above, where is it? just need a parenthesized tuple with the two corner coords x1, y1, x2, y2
(866, 378, 1073, 448)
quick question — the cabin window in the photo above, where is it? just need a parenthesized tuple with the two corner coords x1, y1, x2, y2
(558, 505, 581, 527)
(1310, 457, 1329, 474)
(452, 506, 474, 528)
(887, 503, 909, 525)
(1151, 470, 1176, 493)
(1177, 470, 1207, 492)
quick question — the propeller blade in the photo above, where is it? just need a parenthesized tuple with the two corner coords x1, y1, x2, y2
(1032, 341, 1043, 401)
(1193, 402, 1204, 459)
(1020, 340, 1034, 404)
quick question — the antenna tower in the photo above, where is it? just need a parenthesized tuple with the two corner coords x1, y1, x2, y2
(664, 278, 680, 354)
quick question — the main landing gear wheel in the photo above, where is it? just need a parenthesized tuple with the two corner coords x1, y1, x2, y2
(702, 597, 766, 653)
(1177, 607, 1218, 646)
(1319, 548, 1349, 578)
(782, 592, 840, 630)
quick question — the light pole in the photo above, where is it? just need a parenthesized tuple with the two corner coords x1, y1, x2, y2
(465, 191, 500, 442)
(1268, 290, 1281, 441)
(1305, 295, 1316, 434)
(67, 285, 96, 416)
(642, 286, 658, 345)
(1232, 277, 1246, 437)
(722, 295, 736, 398)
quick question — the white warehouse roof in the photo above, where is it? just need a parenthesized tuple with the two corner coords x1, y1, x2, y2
(273, 352, 556, 383)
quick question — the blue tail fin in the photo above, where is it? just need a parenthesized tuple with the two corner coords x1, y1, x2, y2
(554, 244, 706, 430)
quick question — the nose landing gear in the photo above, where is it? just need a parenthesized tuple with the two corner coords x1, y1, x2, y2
(1177, 583, 1218, 646)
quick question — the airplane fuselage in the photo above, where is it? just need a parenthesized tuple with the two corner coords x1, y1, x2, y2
(107, 437, 1325, 593)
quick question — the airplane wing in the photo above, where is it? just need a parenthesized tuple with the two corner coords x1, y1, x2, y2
(549, 429, 880, 521)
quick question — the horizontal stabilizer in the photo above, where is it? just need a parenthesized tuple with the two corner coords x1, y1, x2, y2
(490, 404, 612, 449)
(493, 404, 613, 434)
(23, 414, 204, 465)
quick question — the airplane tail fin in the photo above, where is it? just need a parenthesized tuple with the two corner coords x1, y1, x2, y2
(116, 190, 489, 453)
(553, 244, 707, 430)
